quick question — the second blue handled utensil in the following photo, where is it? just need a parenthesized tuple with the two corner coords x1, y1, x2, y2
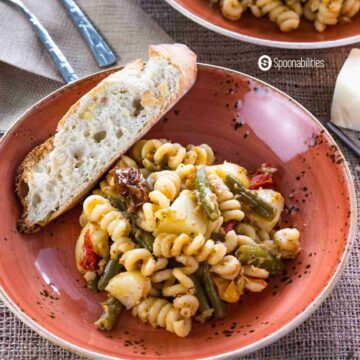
(60, 0, 117, 68)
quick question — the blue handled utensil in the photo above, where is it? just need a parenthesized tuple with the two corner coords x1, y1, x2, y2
(60, 0, 117, 68)
(327, 122, 360, 157)
(2, 0, 79, 83)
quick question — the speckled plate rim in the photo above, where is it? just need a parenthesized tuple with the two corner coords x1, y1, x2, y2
(164, 0, 360, 49)
(0, 63, 357, 360)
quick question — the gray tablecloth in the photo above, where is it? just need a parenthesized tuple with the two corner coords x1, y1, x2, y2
(0, 0, 359, 359)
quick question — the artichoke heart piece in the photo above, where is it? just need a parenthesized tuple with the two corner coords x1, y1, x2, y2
(105, 271, 150, 309)
(155, 189, 207, 235)
(209, 162, 250, 188)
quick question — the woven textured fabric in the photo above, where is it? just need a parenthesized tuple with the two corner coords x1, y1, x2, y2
(0, 0, 171, 132)
(0, 0, 172, 81)
(1, 0, 359, 359)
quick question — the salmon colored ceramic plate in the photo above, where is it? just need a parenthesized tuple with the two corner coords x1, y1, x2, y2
(0, 64, 356, 359)
(164, 0, 360, 48)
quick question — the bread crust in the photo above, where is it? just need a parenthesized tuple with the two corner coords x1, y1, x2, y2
(149, 44, 197, 98)
(16, 44, 197, 233)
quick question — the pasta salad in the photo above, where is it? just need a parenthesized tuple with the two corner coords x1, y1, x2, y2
(75, 139, 301, 337)
(211, 0, 360, 33)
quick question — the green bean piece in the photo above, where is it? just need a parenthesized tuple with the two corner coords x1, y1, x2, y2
(128, 215, 154, 252)
(191, 273, 214, 323)
(86, 276, 99, 292)
(195, 166, 220, 220)
(236, 244, 285, 275)
(102, 187, 127, 211)
(98, 256, 123, 291)
(199, 263, 226, 320)
(211, 231, 225, 242)
(95, 296, 123, 331)
(225, 174, 276, 221)
(191, 273, 213, 316)
(134, 229, 154, 252)
(129, 214, 139, 236)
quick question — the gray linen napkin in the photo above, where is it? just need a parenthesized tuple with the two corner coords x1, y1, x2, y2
(0, 0, 172, 132)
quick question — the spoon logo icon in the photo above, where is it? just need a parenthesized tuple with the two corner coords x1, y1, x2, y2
(258, 55, 272, 71)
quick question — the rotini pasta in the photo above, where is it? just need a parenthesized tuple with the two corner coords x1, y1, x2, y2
(210, 0, 354, 32)
(210, 255, 241, 280)
(176, 164, 196, 183)
(183, 144, 215, 166)
(256, 0, 301, 32)
(235, 223, 261, 241)
(83, 195, 135, 258)
(120, 248, 168, 277)
(136, 170, 182, 232)
(79, 211, 88, 227)
(241, 265, 269, 292)
(130, 139, 167, 170)
(138, 189, 173, 233)
(303, 0, 320, 19)
(220, 0, 247, 20)
(315, 0, 343, 31)
(130, 139, 215, 170)
(115, 155, 139, 169)
(173, 294, 200, 318)
(222, 229, 263, 254)
(137, 202, 159, 232)
(162, 255, 199, 297)
(340, 0, 360, 21)
(153, 233, 240, 280)
(250, 0, 264, 16)
(285, 0, 303, 14)
(214, 264, 269, 303)
(83, 195, 131, 237)
(132, 297, 192, 337)
(273, 228, 301, 258)
(208, 172, 245, 222)
(153, 233, 227, 264)
(76, 138, 301, 337)
(243, 264, 270, 278)
(147, 170, 182, 206)
(241, 274, 268, 292)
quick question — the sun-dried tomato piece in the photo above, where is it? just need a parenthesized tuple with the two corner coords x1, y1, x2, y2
(80, 230, 99, 271)
(249, 174, 275, 190)
(223, 220, 237, 233)
(249, 163, 277, 190)
(111, 168, 150, 210)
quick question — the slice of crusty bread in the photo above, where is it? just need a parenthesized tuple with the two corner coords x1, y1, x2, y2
(16, 44, 197, 233)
